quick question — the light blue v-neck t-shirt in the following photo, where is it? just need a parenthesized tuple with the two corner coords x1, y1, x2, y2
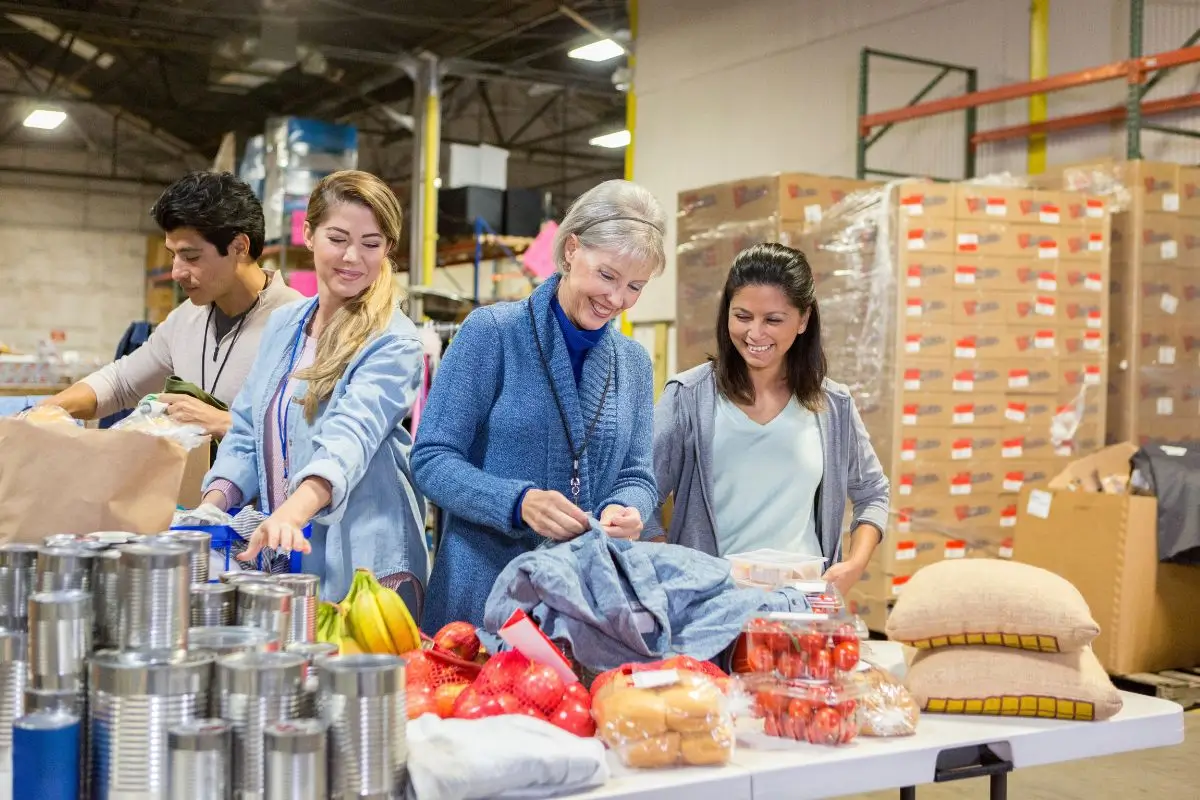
(712, 394, 824, 557)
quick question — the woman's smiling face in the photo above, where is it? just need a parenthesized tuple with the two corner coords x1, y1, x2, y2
(558, 236, 655, 330)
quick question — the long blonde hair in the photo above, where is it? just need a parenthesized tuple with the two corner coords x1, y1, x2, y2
(295, 170, 403, 422)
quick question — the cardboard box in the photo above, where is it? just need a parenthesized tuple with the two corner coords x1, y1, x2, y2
(778, 174, 876, 224)
(900, 324, 956, 359)
(898, 360, 952, 395)
(898, 429, 1003, 463)
(900, 252, 955, 290)
(954, 185, 1067, 226)
(1015, 443, 1200, 674)
(898, 392, 1006, 429)
(897, 180, 956, 219)
(951, 257, 1058, 293)
(1180, 166, 1200, 218)
(677, 176, 779, 235)
(901, 289, 955, 327)
(1060, 261, 1107, 295)
(178, 437, 212, 508)
(951, 326, 1059, 360)
(1113, 212, 1181, 266)
(900, 217, 956, 254)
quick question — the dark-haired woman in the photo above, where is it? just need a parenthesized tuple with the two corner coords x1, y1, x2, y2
(647, 242, 888, 597)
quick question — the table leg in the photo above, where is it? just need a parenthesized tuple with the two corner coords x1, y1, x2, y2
(990, 772, 1008, 800)
(899, 787, 917, 800)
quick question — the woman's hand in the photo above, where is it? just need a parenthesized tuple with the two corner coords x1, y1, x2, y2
(521, 489, 590, 541)
(600, 505, 643, 540)
(822, 559, 866, 599)
(159, 393, 232, 438)
(237, 511, 312, 562)
(200, 490, 230, 513)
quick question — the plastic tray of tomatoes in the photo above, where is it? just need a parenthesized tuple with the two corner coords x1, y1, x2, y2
(744, 674, 863, 746)
(741, 612, 861, 682)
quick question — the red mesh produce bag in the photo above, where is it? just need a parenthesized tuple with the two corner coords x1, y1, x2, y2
(405, 636, 482, 692)
(453, 650, 596, 737)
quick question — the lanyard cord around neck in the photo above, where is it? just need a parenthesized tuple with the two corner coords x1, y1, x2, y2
(200, 298, 257, 396)
(527, 298, 615, 506)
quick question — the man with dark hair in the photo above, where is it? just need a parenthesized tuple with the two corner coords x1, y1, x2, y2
(46, 171, 301, 437)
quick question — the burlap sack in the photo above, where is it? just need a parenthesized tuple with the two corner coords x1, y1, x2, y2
(906, 645, 1123, 721)
(885, 559, 1099, 654)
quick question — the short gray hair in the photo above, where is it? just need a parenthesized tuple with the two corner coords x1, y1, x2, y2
(553, 179, 667, 276)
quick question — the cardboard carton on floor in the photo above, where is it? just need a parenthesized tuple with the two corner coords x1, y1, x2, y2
(1015, 442, 1200, 675)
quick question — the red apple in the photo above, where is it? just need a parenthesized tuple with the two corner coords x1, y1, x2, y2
(433, 621, 481, 661)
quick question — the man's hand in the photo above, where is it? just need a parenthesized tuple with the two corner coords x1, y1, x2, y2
(159, 393, 232, 438)
(521, 489, 590, 541)
(822, 559, 867, 599)
(599, 505, 643, 540)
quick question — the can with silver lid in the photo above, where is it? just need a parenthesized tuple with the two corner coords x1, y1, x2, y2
(88, 649, 215, 799)
(28, 589, 91, 691)
(191, 583, 236, 627)
(23, 687, 82, 716)
(0, 544, 38, 633)
(236, 583, 293, 646)
(273, 575, 318, 645)
(34, 546, 90, 593)
(85, 532, 138, 547)
(216, 651, 305, 799)
(160, 530, 212, 585)
(264, 719, 327, 800)
(117, 542, 191, 661)
(284, 642, 336, 718)
(12, 709, 80, 800)
(0, 631, 28, 793)
(318, 654, 407, 799)
(167, 718, 231, 800)
(187, 626, 279, 658)
(41, 534, 80, 548)
(92, 549, 123, 649)
(220, 570, 268, 584)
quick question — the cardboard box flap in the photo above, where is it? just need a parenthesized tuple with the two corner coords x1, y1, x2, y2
(1046, 442, 1137, 490)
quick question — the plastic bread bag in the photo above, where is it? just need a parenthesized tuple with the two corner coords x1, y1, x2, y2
(591, 668, 734, 769)
(16, 405, 80, 427)
(857, 662, 919, 737)
(112, 394, 207, 449)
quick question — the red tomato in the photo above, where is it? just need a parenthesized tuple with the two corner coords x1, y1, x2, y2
(839, 721, 858, 744)
(434, 683, 468, 718)
(838, 699, 858, 719)
(807, 707, 842, 746)
(787, 698, 813, 726)
(777, 651, 806, 680)
(832, 623, 858, 646)
(757, 689, 787, 717)
(406, 687, 438, 720)
(550, 698, 596, 737)
(808, 649, 832, 682)
(432, 621, 482, 661)
(833, 640, 860, 672)
(763, 713, 780, 737)
(476, 651, 529, 694)
(563, 682, 591, 706)
(453, 688, 489, 719)
(798, 633, 827, 657)
(514, 663, 566, 712)
(748, 645, 775, 673)
(745, 619, 788, 654)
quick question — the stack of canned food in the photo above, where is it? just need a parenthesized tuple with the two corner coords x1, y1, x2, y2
(0, 534, 407, 800)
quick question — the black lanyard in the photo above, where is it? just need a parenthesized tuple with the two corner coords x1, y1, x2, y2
(200, 299, 256, 396)
(528, 299, 614, 506)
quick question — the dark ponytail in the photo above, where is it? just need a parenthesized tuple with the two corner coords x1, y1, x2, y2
(712, 242, 827, 411)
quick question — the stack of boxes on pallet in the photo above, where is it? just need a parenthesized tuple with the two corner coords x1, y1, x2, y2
(674, 173, 878, 372)
(1034, 160, 1200, 447)
(844, 180, 1112, 630)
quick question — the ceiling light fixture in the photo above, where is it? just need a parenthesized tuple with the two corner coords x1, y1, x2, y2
(23, 109, 67, 130)
(589, 129, 631, 149)
(568, 38, 625, 62)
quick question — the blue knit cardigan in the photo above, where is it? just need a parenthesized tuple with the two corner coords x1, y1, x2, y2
(411, 273, 658, 632)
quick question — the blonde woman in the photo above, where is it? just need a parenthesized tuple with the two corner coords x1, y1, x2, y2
(200, 170, 427, 602)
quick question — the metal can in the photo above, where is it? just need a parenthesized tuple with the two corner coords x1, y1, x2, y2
(318, 654, 407, 799)
(88, 650, 215, 800)
(34, 546, 90, 593)
(273, 575, 319, 645)
(160, 530, 213, 585)
(0, 544, 38, 633)
(23, 687, 83, 716)
(187, 627, 280, 658)
(236, 584, 293, 646)
(92, 549, 123, 650)
(264, 720, 327, 800)
(12, 710, 80, 800)
(117, 542, 191, 662)
(191, 583, 237, 627)
(28, 589, 91, 691)
(284, 642, 337, 718)
(168, 718, 232, 800)
(0, 631, 28, 791)
(220, 570, 268, 585)
(84, 532, 138, 547)
(216, 651, 306, 799)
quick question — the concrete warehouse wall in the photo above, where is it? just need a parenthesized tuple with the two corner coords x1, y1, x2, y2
(629, 0, 1200, 325)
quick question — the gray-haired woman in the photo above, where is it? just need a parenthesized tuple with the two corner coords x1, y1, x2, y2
(412, 179, 668, 632)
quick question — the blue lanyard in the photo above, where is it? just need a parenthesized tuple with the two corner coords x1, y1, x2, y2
(275, 300, 318, 489)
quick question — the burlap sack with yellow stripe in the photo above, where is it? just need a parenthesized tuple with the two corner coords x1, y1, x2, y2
(885, 559, 1099, 654)
(905, 646, 1123, 721)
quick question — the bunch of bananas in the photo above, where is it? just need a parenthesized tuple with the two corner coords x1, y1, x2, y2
(316, 601, 362, 654)
(325, 568, 421, 656)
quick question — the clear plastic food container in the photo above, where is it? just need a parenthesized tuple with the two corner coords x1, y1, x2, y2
(741, 673, 863, 746)
(740, 612, 862, 682)
(727, 550, 828, 589)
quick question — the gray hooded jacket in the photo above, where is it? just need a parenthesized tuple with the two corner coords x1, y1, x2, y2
(645, 362, 889, 562)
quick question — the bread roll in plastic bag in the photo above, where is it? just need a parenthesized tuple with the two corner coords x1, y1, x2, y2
(592, 668, 734, 769)
(859, 664, 919, 737)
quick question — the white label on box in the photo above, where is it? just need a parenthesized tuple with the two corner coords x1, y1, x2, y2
(1039, 243, 1059, 259)
(1163, 192, 1180, 212)
(1000, 516, 1017, 530)
(957, 233, 979, 247)
(1160, 346, 1177, 365)
(905, 378, 921, 391)
(1036, 299, 1055, 316)
(1055, 443, 1074, 457)
(804, 203, 823, 224)
(1005, 405, 1026, 422)
(902, 413, 918, 426)
(1004, 477, 1024, 492)
(986, 200, 1007, 216)
(1162, 240, 1178, 260)
(905, 337, 921, 353)
(950, 482, 971, 496)
(895, 544, 916, 560)
(1087, 312, 1102, 330)
(901, 449, 916, 462)
(1085, 367, 1102, 385)
(1084, 333, 1102, 351)
(1088, 235, 1104, 252)
(907, 301, 923, 316)
(631, 669, 680, 689)
(1003, 443, 1023, 458)
(898, 482, 913, 496)
(955, 345, 977, 359)
(898, 517, 912, 533)
(907, 275, 922, 288)
(1161, 293, 1179, 314)
(1040, 208, 1061, 224)
(1035, 332, 1055, 349)
(1157, 397, 1174, 416)
(904, 200, 924, 216)
(953, 410, 975, 424)
(1009, 373, 1030, 389)
(1037, 275, 1057, 291)
(908, 236, 926, 250)
(1085, 274, 1103, 291)
(999, 543, 1014, 558)
(953, 377, 975, 392)
(891, 579, 907, 596)
(1087, 201, 1104, 218)
(956, 269, 976, 286)
(944, 542, 967, 559)
(1026, 489, 1053, 519)
(952, 445, 973, 460)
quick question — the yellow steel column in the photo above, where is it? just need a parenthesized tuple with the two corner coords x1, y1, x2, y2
(1028, 0, 1050, 174)
(421, 74, 441, 289)
(620, 0, 638, 338)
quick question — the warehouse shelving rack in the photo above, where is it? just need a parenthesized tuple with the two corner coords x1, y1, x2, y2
(856, 0, 1200, 180)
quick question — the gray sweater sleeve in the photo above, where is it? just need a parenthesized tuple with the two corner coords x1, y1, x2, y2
(845, 397, 890, 538)
(81, 308, 178, 418)
(645, 381, 686, 539)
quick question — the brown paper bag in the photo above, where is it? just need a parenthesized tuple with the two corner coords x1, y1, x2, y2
(0, 418, 188, 542)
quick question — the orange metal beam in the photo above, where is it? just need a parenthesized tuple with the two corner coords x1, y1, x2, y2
(860, 44, 1200, 134)
(971, 92, 1200, 145)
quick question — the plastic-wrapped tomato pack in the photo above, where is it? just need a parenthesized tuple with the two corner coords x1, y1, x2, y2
(741, 613, 862, 681)
(592, 668, 735, 769)
(745, 675, 862, 745)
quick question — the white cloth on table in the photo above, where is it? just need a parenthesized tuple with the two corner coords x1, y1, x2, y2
(405, 713, 609, 800)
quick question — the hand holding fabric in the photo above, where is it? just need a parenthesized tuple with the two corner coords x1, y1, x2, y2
(599, 504, 642, 540)
(159, 392, 232, 438)
(521, 489, 590, 541)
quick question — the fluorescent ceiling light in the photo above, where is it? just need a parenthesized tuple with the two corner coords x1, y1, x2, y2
(568, 38, 624, 62)
(589, 129, 631, 148)
(23, 109, 67, 130)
